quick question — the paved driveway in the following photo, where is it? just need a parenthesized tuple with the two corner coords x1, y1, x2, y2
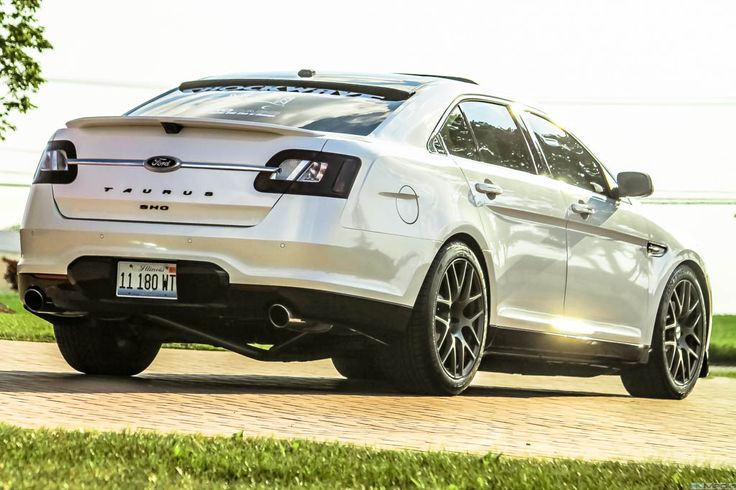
(0, 340, 733, 466)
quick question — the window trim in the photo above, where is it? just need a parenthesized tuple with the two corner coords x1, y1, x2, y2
(520, 109, 616, 197)
(427, 95, 541, 176)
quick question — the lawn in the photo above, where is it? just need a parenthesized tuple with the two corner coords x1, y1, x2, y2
(710, 315, 736, 364)
(0, 424, 732, 489)
(1, 290, 735, 364)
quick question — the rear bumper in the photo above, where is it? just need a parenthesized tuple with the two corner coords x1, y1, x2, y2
(18, 263, 412, 340)
(19, 185, 439, 308)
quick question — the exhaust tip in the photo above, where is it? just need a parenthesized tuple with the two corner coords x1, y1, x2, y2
(24, 287, 46, 312)
(268, 304, 292, 329)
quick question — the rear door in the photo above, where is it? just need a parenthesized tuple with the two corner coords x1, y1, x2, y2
(522, 112, 651, 344)
(439, 100, 569, 331)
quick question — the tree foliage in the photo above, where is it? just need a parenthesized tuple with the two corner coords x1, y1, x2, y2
(0, 0, 51, 140)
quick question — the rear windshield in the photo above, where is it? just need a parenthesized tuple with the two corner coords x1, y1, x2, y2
(127, 84, 406, 136)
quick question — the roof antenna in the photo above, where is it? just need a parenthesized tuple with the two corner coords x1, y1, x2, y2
(298, 69, 316, 78)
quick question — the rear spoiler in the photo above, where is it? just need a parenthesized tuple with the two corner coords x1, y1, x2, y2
(179, 79, 413, 102)
(66, 116, 324, 137)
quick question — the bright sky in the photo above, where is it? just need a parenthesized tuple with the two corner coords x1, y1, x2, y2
(1, 0, 735, 310)
(3, 0, 736, 183)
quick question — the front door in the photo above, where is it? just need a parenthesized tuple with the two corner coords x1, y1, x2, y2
(523, 112, 650, 344)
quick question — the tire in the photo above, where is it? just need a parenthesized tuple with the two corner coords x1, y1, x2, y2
(332, 352, 385, 381)
(381, 241, 489, 395)
(54, 318, 161, 376)
(620, 265, 707, 399)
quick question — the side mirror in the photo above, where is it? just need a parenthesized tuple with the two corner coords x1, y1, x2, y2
(616, 171, 653, 198)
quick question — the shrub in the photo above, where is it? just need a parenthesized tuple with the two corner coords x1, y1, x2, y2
(2, 257, 18, 290)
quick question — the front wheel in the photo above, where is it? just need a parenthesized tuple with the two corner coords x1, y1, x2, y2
(382, 242, 489, 395)
(55, 318, 161, 376)
(620, 265, 707, 399)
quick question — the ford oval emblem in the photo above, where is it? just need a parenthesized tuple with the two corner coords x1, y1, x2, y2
(144, 156, 181, 173)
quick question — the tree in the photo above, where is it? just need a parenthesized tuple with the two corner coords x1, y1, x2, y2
(0, 0, 51, 140)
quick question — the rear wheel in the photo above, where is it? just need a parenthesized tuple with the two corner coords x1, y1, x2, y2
(620, 265, 707, 399)
(54, 318, 161, 376)
(382, 242, 488, 395)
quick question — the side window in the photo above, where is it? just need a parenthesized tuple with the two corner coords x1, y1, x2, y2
(524, 113, 608, 193)
(459, 101, 535, 173)
(439, 107, 477, 160)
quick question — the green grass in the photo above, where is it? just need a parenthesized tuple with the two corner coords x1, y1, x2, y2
(0, 290, 51, 342)
(709, 366, 736, 379)
(0, 424, 733, 489)
(1, 289, 736, 362)
(710, 315, 736, 364)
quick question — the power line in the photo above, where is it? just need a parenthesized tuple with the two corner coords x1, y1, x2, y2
(46, 77, 170, 91)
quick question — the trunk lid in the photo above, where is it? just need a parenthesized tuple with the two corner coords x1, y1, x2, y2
(51, 117, 326, 227)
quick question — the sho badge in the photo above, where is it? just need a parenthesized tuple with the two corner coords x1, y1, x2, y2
(144, 156, 181, 173)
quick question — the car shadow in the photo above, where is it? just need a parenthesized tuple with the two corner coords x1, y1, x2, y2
(0, 370, 628, 398)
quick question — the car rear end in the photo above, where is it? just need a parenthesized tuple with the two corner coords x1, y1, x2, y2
(18, 75, 440, 345)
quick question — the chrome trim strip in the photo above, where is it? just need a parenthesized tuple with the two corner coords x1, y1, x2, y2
(68, 158, 142, 167)
(67, 158, 278, 173)
(182, 162, 278, 172)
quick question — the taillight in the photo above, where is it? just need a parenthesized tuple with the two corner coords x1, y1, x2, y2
(33, 140, 78, 184)
(254, 150, 361, 198)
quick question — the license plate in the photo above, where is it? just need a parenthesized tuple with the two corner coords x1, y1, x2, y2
(116, 261, 177, 299)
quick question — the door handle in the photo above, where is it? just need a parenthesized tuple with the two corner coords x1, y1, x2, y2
(571, 202, 596, 216)
(475, 182, 504, 196)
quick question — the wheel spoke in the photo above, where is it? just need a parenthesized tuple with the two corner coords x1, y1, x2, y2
(686, 312, 702, 330)
(435, 316, 450, 348)
(436, 296, 451, 307)
(683, 347, 691, 381)
(686, 345, 698, 360)
(667, 345, 677, 371)
(672, 287, 683, 316)
(460, 337, 477, 361)
(441, 338, 454, 364)
(676, 351, 685, 382)
(467, 292, 483, 304)
(457, 337, 465, 374)
(450, 263, 462, 296)
(458, 262, 470, 300)
(444, 274, 453, 304)
(466, 325, 481, 346)
(687, 298, 700, 316)
(681, 282, 691, 319)
(467, 309, 485, 325)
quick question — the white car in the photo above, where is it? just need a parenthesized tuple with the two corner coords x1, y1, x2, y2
(19, 71, 711, 398)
